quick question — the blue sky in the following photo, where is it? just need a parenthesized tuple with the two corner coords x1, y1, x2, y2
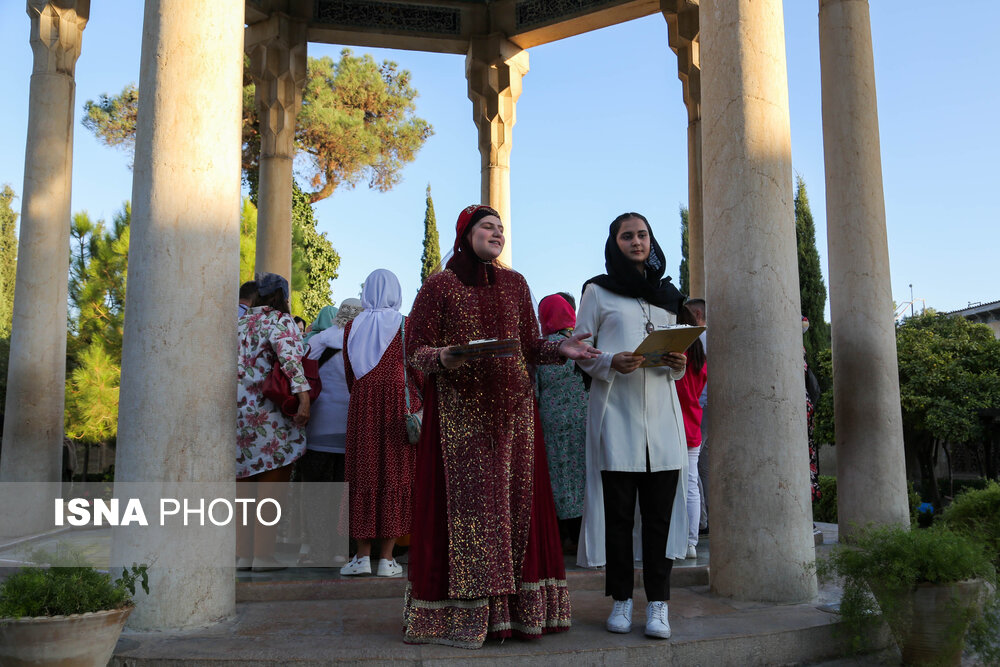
(1, 2, 997, 319)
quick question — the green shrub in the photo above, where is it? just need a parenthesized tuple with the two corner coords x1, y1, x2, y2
(816, 524, 996, 655)
(813, 475, 838, 523)
(0, 561, 148, 619)
(940, 481, 1000, 566)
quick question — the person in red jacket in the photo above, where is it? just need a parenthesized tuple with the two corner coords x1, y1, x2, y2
(675, 303, 707, 560)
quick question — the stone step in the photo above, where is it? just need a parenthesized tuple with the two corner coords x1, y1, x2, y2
(112, 585, 863, 666)
(235, 562, 709, 602)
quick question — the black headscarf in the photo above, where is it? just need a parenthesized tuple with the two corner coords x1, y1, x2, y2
(583, 212, 685, 314)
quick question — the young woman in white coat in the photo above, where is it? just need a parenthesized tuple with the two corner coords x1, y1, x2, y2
(575, 212, 688, 640)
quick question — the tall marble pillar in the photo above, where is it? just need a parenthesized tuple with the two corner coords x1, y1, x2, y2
(247, 14, 306, 281)
(700, 0, 817, 602)
(110, 0, 244, 629)
(686, 119, 705, 298)
(1, 2, 89, 514)
(466, 34, 528, 268)
(820, 0, 908, 536)
(663, 0, 705, 298)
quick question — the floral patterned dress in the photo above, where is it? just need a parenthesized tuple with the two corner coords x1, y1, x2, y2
(536, 331, 587, 520)
(236, 306, 309, 478)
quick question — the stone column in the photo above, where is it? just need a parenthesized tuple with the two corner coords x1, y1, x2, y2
(663, 0, 705, 298)
(686, 117, 705, 298)
(247, 14, 306, 281)
(1, 1, 89, 516)
(110, 0, 244, 629)
(700, 0, 817, 602)
(467, 34, 528, 268)
(820, 0, 908, 536)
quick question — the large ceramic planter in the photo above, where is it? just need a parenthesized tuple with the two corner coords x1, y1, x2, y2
(876, 579, 985, 667)
(0, 605, 132, 667)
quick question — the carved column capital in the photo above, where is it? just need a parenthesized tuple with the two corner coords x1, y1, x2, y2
(26, 0, 90, 77)
(246, 13, 307, 159)
(661, 0, 700, 122)
(466, 33, 529, 171)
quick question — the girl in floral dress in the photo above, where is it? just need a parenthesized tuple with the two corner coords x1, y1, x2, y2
(536, 293, 588, 553)
(236, 273, 310, 571)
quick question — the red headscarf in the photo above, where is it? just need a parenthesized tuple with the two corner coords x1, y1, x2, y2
(445, 204, 501, 287)
(538, 294, 576, 336)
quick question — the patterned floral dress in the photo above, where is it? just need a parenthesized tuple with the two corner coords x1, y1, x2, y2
(403, 267, 571, 649)
(236, 307, 309, 478)
(536, 331, 587, 520)
(342, 322, 421, 540)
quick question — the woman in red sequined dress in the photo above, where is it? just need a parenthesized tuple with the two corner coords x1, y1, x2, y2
(403, 205, 599, 648)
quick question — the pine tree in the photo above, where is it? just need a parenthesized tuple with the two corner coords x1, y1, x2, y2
(678, 206, 690, 296)
(420, 184, 441, 283)
(794, 176, 831, 377)
(0, 185, 18, 338)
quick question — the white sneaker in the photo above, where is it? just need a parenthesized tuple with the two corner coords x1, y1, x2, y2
(377, 558, 403, 578)
(686, 544, 697, 559)
(340, 555, 371, 576)
(606, 598, 633, 633)
(645, 601, 671, 639)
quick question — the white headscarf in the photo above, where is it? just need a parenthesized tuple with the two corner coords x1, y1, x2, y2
(346, 269, 404, 380)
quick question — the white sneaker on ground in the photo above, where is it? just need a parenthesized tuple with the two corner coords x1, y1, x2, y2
(376, 558, 403, 578)
(606, 598, 633, 633)
(645, 601, 671, 638)
(340, 555, 371, 576)
(686, 544, 698, 559)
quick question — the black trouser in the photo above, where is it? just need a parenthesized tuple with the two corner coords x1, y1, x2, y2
(601, 468, 679, 602)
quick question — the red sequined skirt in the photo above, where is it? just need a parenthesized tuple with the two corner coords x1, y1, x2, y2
(403, 386, 571, 648)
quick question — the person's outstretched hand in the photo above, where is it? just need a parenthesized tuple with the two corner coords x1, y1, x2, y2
(558, 332, 601, 360)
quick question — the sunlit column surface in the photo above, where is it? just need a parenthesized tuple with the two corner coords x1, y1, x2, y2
(700, 0, 818, 603)
(467, 34, 528, 268)
(247, 13, 306, 281)
(111, 0, 244, 629)
(820, 0, 908, 537)
(1, 2, 89, 529)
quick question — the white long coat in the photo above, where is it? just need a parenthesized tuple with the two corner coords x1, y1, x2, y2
(574, 283, 689, 566)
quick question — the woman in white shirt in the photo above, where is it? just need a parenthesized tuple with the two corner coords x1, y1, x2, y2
(575, 212, 688, 640)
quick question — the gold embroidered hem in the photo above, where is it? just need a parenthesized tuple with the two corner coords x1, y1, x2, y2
(403, 580, 571, 649)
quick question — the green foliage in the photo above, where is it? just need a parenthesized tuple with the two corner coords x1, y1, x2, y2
(794, 177, 831, 378)
(896, 311, 1000, 504)
(239, 191, 340, 321)
(678, 206, 689, 297)
(82, 84, 139, 161)
(812, 347, 835, 445)
(298, 50, 433, 203)
(291, 184, 340, 320)
(0, 184, 17, 339)
(940, 481, 1000, 566)
(64, 343, 120, 443)
(816, 524, 996, 655)
(0, 561, 148, 618)
(812, 475, 838, 523)
(420, 184, 441, 283)
(84, 52, 432, 205)
(239, 197, 257, 284)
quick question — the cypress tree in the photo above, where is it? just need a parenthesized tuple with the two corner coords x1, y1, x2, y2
(420, 184, 441, 283)
(794, 176, 831, 376)
(678, 206, 690, 296)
